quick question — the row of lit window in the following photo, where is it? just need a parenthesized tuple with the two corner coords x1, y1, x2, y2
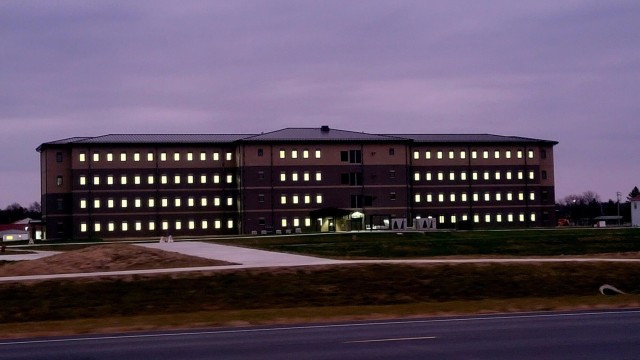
(79, 151, 233, 163)
(414, 191, 537, 203)
(414, 169, 539, 182)
(80, 196, 235, 209)
(279, 171, 322, 182)
(275, 194, 323, 205)
(80, 219, 235, 233)
(421, 212, 538, 224)
(78, 173, 234, 186)
(274, 148, 322, 159)
(413, 149, 540, 161)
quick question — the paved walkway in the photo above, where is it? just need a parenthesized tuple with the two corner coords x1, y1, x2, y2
(0, 250, 61, 261)
(0, 241, 639, 283)
(138, 242, 342, 267)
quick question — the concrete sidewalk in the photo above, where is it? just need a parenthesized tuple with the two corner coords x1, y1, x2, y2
(137, 241, 342, 267)
(0, 250, 61, 261)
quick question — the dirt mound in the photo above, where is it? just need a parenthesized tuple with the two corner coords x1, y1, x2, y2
(0, 244, 234, 276)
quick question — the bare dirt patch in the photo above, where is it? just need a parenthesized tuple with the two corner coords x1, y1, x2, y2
(0, 244, 234, 276)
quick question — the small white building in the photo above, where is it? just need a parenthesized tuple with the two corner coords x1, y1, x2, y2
(632, 195, 640, 227)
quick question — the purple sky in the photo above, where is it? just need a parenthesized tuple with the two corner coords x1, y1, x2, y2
(2, 0, 639, 207)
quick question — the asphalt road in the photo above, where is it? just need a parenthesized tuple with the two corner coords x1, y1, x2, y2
(0, 310, 638, 359)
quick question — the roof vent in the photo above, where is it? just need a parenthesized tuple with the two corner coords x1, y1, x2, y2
(321, 125, 330, 133)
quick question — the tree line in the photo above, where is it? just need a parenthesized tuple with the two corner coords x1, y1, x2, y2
(556, 186, 639, 225)
(0, 202, 42, 224)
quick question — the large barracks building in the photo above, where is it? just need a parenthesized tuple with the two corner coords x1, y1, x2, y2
(37, 126, 558, 240)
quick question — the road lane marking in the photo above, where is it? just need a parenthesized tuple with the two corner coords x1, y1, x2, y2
(1, 309, 638, 346)
(345, 336, 436, 344)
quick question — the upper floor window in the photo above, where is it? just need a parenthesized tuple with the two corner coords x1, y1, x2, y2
(340, 150, 362, 163)
(56, 152, 63, 162)
(291, 150, 298, 159)
(173, 152, 180, 161)
(226, 152, 232, 161)
(258, 148, 264, 157)
(160, 152, 167, 161)
(303, 149, 309, 159)
(187, 152, 193, 161)
(120, 152, 127, 162)
(315, 149, 321, 159)
(279, 149, 286, 159)
(106, 153, 113, 162)
(56, 176, 63, 186)
(389, 148, 395, 156)
(213, 152, 220, 161)
(79, 153, 86, 162)
(92, 153, 100, 162)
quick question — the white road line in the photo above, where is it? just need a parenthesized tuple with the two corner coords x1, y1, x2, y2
(1, 310, 638, 346)
(345, 336, 436, 344)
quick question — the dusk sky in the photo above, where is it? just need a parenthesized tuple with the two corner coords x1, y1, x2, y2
(2, 0, 639, 208)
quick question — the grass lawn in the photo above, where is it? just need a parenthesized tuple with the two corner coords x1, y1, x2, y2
(210, 228, 640, 258)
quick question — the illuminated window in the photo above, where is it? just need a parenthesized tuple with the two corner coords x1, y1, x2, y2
(315, 172, 322, 181)
(121, 198, 128, 208)
(200, 152, 206, 161)
(460, 150, 466, 159)
(213, 174, 220, 184)
(495, 171, 501, 180)
(134, 175, 141, 185)
(135, 198, 141, 208)
(187, 152, 193, 161)
(120, 175, 127, 185)
(106, 153, 113, 162)
(173, 152, 180, 161)
(94, 222, 102, 232)
(438, 193, 444, 202)
(213, 152, 220, 161)
(305, 218, 311, 227)
(519, 213, 525, 222)
(471, 151, 477, 159)
(507, 192, 513, 201)
(293, 218, 300, 227)
(107, 199, 114, 208)
(80, 199, 87, 209)
(80, 222, 87, 232)
(415, 194, 421, 203)
(315, 149, 321, 158)
(292, 195, 299, 204)
(281, 218, 287, 228)
(518, 192, 524, 201)
(304, 195, 311, 204)
(413, 151, 419, 160)
(425, 172, 432, 181)
(449, 172, 455, 181)
(226, 174, 233, 184)
(506, 150, 512, 159)
(506, 171, 512, 180)
(133, 152, 140, 162)
(414, 172, 420, 181)
(494, 150, 500, 159)
(161, 198, 168, 207)
(280, 172, 286, 182)
(473, 193, 479, 202)
(201, 197, 208, 206)
(174, 198, 181, 207)
(188, 197, 195, 207)
(214, 197, 221, 206)
(425, 151, 431, 159)
(461, 193, 468, 202)
(496, 192, 502, 201)
(161, 175, 168, 184)
(175, 221, 182, 230)
(473, 214, 480, 223)
(303, 150, 309, 158)
(518, 171, 524, 180)
(214, 220, 221, 229)
(528, 150, 534, 159)
(448, 150, 455, 159)
(279, 149, 286, 159)
(437, 151, 443, 159)
(530, 192, 536, 201)
(148, 197, 155, 207)
(484, 193, 491, 201)
(135, 221, 142, 231)
(426, 194, 433, 202)
(121, 222, 128, 231)
(160, 152, 167, 161)
(483, 171, 490, 180)
(508, 213, 514, 222)
(226, 152, 232, 161)
(461, 172, 467, 181)
(291, 172, 299, 182)
(437, 172, 444, 181)
(530, 213, 536, 222)
(79, 153, 86, 162)
(291, 150, 298, 159)
(485, 214, 491, 223)
(162, 221, 169, 231)
(149, 221, 156, 231)
(316, 194, 323, 204)
(147, 152, 154, 161)
(93, 175, 100, 185)
(281, 195, 287, 205)
(529, 170, 535, 180)
(107, 175, 114, 185)
(148, 175, 155, 185)
(450, 193, 456, 202)
(94, 199, 101, 209)
(201, 220, 208, 229)
(118, 152, 125, 162)
(517, 150, 523, 159)
(303, 172, 310, 181)
(482, 150, 489, 159)
(200, 174, 207, 184)
(496, 214, 502, 223)
(472, 171, 478, 181)
(187, 175, 194, 184)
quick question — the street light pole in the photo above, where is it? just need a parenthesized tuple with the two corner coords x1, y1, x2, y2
(617, 192, 621, 226)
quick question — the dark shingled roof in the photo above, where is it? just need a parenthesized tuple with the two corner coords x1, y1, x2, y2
(242, 127, 407, 142)
(37, 127, 558, 151)
(392, 134, 558, 145)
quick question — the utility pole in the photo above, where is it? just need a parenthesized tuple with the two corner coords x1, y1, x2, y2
(617, 192, 621, 226)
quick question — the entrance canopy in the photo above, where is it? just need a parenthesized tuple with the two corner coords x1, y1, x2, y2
(309, 207, 352, 218)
